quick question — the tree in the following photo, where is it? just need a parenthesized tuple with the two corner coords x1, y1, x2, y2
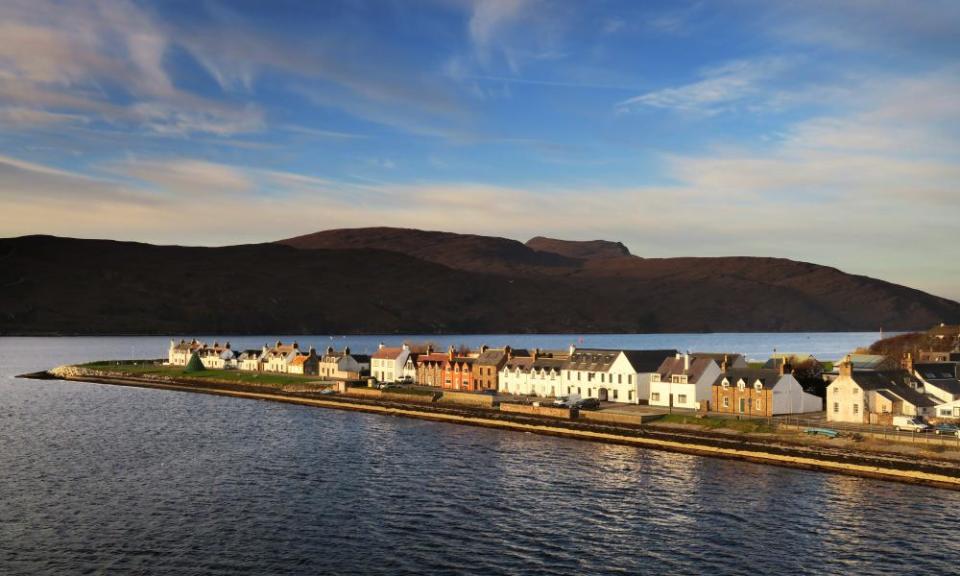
(792, 358, 825, 397)
(184, 352, 205, 373)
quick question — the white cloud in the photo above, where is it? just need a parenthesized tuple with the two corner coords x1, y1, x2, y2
(617, 58, 790, 114)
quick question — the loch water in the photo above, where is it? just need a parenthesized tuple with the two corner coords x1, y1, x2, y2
(2, 334, 958, 575)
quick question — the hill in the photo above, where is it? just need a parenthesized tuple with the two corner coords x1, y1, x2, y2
(1, 230, 958, 335)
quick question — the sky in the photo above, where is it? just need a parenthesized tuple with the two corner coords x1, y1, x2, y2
(0, 0, 958, 300)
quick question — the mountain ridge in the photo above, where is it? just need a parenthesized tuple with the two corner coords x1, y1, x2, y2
(1, 229, 957, 335)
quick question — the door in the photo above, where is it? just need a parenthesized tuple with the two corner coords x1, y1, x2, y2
(739, 398, 746, 413)
(598, 388, 608, 401)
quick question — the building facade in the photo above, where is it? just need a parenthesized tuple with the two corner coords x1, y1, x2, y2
(650, 354, 721, 410)
(826, 356, 937, 424)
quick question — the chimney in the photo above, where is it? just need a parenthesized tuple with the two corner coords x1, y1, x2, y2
(293, 341, 299, 350)
(225, 342, 231, 350)
(378, 342, 385, 350)
(505, 345, 512, 360)
(276, 340, 282, 348)
(532, 349, 539, 361)
(569, 344, 576, 356)
(780, 360, 793, 376)
(480, 344, 489, 354)
(675, 352, 681, 360)
(326, 346, 334, 355)
(402, 343, 409, 351)
(721, 354, 729, 373)
(344, 346, 350, 355)
(426, 344, 433, 354)
(448, 345, 455, 361)
(684, 352, 690, 372)
(839, 354, 853, 378)
(902, 352, 913, 374)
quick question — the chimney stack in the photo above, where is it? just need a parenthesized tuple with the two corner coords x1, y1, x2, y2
(721, 354, 729, 373)
(448, 345, 455, 361)
(569, 344, 576, 356)
(684, 352, 690, 372)
(839, 354, 854, 378)
(902, 352, 913, 374)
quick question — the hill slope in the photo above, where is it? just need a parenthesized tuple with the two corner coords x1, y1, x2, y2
(1, 231, 957, 334)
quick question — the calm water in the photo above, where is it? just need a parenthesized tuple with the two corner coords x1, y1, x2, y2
(2, 335, 957, 575)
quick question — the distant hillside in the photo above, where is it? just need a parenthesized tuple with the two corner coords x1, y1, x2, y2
(1, 230, 958, 335)
(525, 236, 630, 260)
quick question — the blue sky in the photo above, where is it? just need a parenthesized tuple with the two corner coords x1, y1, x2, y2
(1, 0, 958, 300)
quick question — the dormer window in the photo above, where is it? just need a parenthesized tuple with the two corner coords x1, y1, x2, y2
(721, 378, 730, 388)
(737, 379, 746, 391)
(754, 382, 763, 392)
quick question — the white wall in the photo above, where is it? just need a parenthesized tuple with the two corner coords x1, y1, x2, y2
(772, 374, 823, 415)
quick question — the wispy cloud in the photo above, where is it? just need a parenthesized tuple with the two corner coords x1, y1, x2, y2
(617, 57, 790, 114)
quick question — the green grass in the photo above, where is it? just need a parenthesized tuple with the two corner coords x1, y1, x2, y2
(657, 413, 775, 433)
(78, 361, 324, 387)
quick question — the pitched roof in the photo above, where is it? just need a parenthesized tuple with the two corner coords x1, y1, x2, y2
(290, 355, 309, 366)
(533, 357, 565, 370)
(417, 353, 449, 365)
(566, 349, 620, 372)
(712, 368, 784, 389)
(476, 348, 509, 366)
(372, 347, 406, 360)
(621, 349, 677, 373)
(915, 363, 958, 381)
(691, 352, 745, 366)
(849, 370, 938, 408)
(657, 356, 714, 382)
(763, 353, 815, 369)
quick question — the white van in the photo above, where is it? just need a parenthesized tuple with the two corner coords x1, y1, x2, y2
(893, 416, 931, 432)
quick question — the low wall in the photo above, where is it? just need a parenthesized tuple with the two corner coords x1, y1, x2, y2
(381, 390, 440, 403)
(439, 391, 496, 407)
(282, 383, 332, 393)
(344, 387, 383, 399)
(579, 411, 663, 426)
(500, 403, 577, 419)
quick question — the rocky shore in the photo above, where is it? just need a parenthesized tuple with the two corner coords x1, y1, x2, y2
(20, 365, 960, 491)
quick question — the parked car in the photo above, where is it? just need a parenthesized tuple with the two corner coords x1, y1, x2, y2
(933, 423, 960, 435)
(395, 376, 413, 385)
(893, 416, 931, 432)
(576, 398, 600, 410)
(553, 394, 581, 408)
(319, 388, 336, 395)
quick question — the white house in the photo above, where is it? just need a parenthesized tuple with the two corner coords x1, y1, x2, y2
(262, 340, 301, 373)
(168, 339, 204, 366)
(649, 353, 721, 410)
(560, 348, 675, 404)
(912, 362, 960, 404)
(370, 343, 411, 383)
(319, 347, 370, 380)
(238, 349, 263, 371)
(499, 352, 564, 397)
(826, 356, 938, 424)
(197, 342, 237, 370)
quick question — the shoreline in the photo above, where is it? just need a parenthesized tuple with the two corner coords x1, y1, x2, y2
(18, 369, 960, 491)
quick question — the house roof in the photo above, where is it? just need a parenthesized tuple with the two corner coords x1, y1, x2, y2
(238, 350, 261, 360)
(290, 355, 310, 366)
(372, 347, 406, 360)
(476, 348, 509, 366)
(928, 324, 960, 337)
(657, 356, 714, 382)
(712, 368, 784, 389)
(566, 349, 620, 372)
(850, 370, 938, 408)
(691, 352, 745, 366)
(622, 350, 677, 373)
(915, 363, 958, 380)
(533, 357, 565, 370)
(417, 353, 449, 365)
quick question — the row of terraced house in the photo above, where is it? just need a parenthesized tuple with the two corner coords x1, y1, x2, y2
(166, 339, 825, 415)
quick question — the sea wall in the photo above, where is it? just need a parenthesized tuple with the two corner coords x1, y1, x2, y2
(580, 411, 663, 426)
(500, 403, 577, 419)
(438, 391, 496, 407)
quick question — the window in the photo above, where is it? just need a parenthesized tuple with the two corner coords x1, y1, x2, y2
(577, 372, 581, 381)
(627, 375, 632, 385)
(756, 399, 762, 410)
(942, 409, 953, 417)
(721, 379, 729, 388)
(853, 404, 859, 414)
(833, 402, 839, 413)
(577, 387, 582, 395)
(613, 390, 618, 400)
(628, 391, 634, 402)
(678, 394, 687, 404)
(618, 374, 622, 384)
(754, 382, 762, 393)
(651, 393, 661, 402)
(737, 380, 745, 391)
(723, 397, 730, 408)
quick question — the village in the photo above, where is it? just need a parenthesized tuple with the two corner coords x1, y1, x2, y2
(166, 323, 960, 435)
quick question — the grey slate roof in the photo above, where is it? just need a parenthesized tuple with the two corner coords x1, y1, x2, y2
(621, 350, 677, 373)
(657, 356, 714, 382)
(712, 368, 784, 390)
(851, 370, 938, 408)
